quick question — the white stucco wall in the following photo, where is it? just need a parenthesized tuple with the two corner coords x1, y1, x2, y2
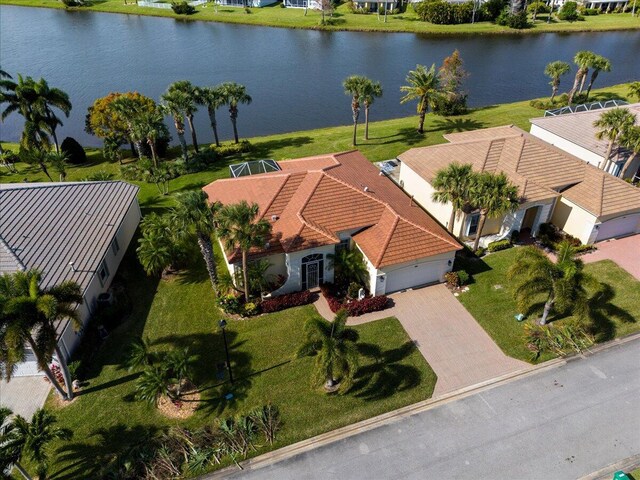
(551, 197, 598, 244)
(271, 245, 336, 295)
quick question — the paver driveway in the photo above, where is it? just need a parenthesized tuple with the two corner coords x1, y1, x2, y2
(0, 376, 51, 419)
(583, 234, 640, 280)
(315, 285, 530, 397)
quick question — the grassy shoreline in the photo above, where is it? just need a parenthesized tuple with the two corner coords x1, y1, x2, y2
(1, 0, 639, 34)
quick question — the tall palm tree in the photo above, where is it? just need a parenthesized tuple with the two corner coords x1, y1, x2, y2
(431, 163, 475, 234)
(567, 50, 595, 105)
(0, 270, 82, 400)
(160, 89, 190, 161)
(220, 82, 252, 144)
(400, 64, 441, 135)
(171, 191, 220, 295)
(196, 85, 225, 147)
(584, 54, 611, 101)
(620, 125, 640, 178)
(30, 77, 72, 153)
(593, 108, 637, 172)
(361, 79, 383, 141)
(343, 75, 369, 146)
(166, 80, 199, 152)
(0, 407, 32, 480)
(469, 172, 520, 252)
(508, 241, 597, 325)
(109, 96, 145, 160)
(296, 309, 359, 392)
(216, 201, 272, 303)
(2, 409, 72, 480)
(629, 81, 640, 102)
(544, 61, 571, 102)
(130, 108, 166, 167)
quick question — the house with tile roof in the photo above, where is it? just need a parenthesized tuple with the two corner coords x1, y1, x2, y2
(397, 125, 640, 246)
(530, 103, 640, 180)
(0, 181, 141, 376)
(203, 151, 461, 297)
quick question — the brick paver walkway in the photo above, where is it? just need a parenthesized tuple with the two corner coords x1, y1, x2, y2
(314, 285, 530, 397)
(0, 376, 51, 419)
(582, 235, 640, 280)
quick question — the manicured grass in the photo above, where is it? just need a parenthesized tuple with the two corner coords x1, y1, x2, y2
(629, 466, 640, 480)
(38, 252, 436, 477)
(1, 0, 638, 34)
(0, 83, 634, 213)
(456, 249, 640, 364)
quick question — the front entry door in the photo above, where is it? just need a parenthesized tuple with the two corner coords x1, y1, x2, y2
(307, 262, 319, 289)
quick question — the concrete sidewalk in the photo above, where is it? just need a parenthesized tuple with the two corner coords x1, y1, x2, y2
(0, 376, 51, 419)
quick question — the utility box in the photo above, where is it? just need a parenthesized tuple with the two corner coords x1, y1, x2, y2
(613, 471, 630, 480)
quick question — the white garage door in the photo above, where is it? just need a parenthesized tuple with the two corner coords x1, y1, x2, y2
(384, 260, 446, 294)
(596, 213, 640, 242)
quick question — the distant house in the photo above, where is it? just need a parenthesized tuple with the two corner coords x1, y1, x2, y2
(397, 125, 640, 246)
(217, 0, 277, 7)
(0, 181, 141, 376)
(530, 103, 640, 180)
(203, 151, 461, 296)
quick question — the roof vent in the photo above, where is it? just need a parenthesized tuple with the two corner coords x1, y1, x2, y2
(363, 186, 369, 192)
(271, 215, 278, 221)
(69, 261, 76, 272)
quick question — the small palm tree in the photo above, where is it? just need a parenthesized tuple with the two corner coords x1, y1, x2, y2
(400, 64, 441, 134)
(508, 241, 597, 325)
(160, 89, 190, 161)
(126, 337, 157, 371)
(4, 409, 72, 480)
(137, 212, 187, 276)
(166, 80, 199, 152)
(134, 365, 173, 406)
(628, 81, 640, 102)
(567, 50, 595, 104)
(220, 82, 252, 144)
(362, 79, 382, 141)
(130, 108, 166, 167)
(196, 85, 226, 147)
(431, 162, 474, 234)
(296, 309, 359, 392)
(343, 75, 369, 146)
(327, 248, 368, 287)
(469, 172, 520, 252)
(620, 125, 640, 178)
(544, 61, 570, 102)
(593, 108, 637, 171)
(0, 407, 31, 480)
(584, 54, 611, 101)
(216, 201, 272, 303)
(164, 348, 193, 396)
(47, 150, 68, 181)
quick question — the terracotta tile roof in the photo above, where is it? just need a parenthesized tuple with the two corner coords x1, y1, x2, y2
(203, 151, 461, 267)
(530, 103, 640, 158)
(398, 126, 640, 218)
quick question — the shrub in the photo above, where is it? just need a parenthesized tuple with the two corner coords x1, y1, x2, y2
(346, 295, 389, 317)
(558, 1, 582, 20)
(487, 239, 512, 252)
(444, 271, 460, 288)
(211, 140, 253, 158)
(581, 6, 599, 14)
(432, 93, 468, 116)
(482, 0, 507, 20)
(524, 321, 594, 361)
(171, 1, 196, 14)
(62, 0, 83, 6)
(217, 294, 242, 315)
(476, 247, 487, 257)
(243, 302, 259, 317)
(347, 282, 362, 299)
(414, 0, 474, 24)
(260, 290, 314, 313)
(497, 9, 530, 28)
(457, 270, 470, 286)
(527, 1, 549, 13)
(61, 137, 87, 165)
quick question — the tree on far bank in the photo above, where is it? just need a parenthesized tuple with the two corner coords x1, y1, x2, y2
(400, 64, 441, 134)
(544, 61, 571, 102)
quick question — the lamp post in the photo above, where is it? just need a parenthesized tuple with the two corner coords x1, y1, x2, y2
(219, 319, 234, 384)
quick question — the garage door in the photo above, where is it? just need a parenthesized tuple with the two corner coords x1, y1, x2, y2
(384, 260, 446, 294)
(596, 213, 640, 242)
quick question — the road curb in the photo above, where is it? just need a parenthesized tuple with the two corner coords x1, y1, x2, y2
(203, 332, 640, 479)
(579, 453, 640, 480)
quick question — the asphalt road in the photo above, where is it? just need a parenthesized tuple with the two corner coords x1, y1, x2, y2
(225, 340, 640, 480)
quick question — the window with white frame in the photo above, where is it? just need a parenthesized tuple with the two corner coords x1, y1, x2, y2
(98, 260, 110, 287)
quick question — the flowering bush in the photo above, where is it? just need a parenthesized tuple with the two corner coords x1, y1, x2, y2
(217, 294, 242, 315)
(320, 283, 388, 316)
(260, 290, 314, 314)
(242, 302, 260, 317)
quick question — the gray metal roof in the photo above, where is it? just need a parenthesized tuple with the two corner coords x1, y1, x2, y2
(0, 181, 139, 293)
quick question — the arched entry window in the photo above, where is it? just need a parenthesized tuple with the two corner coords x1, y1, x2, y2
(301, 254, 324, 290)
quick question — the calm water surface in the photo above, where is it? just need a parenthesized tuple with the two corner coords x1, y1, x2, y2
(1, 5, 639, 146)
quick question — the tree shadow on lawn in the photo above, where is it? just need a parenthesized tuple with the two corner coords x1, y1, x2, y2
(349, 341, 423, 401)
(53, 424, 162, 479)
(430, 117, 486, 134)
(453, 254, 492, 281)
(365, 127, 425, 147)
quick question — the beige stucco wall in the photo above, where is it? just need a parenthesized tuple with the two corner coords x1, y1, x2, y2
(551, 197, 598, 244)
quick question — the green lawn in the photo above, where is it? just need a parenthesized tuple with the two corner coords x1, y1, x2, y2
(1, 83, 634, 213)
(37, 252, 436, 477)
(456, 249, 640, 364)
(629, 466, 640, 480)
(1, 0, 638, 34)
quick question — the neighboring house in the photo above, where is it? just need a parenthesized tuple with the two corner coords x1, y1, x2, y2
(203, 151, 461, 297)
(284, 0, 397, 9)
(548, 0, 629, 9)
(530, 103, 640, 180)
(397, 125, 640, 246)
(217, 0, 277, 7)
(0, 181, 141, 376)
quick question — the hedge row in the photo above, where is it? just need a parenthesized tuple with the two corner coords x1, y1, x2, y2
(320, 284, 389, 317)
(260, 290, 314, 314)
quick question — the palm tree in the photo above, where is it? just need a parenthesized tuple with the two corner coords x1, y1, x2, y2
(0, 407, 32, 480)
(22, 149, 54, 181)
(216, 201, 272, 303)
(196, 85, 225, 147)
(47, 150, 68, 181)
(544, 61, 571, 102)
(584, 54, 612, 101)
(109, 96, 145, 159)
(134, 365, 173, 406)
(469, 172, 520, 252)
(343, 75, 369, 146)
(567, 50, 595, 105)
(3, 409, 72, 479)
(508, 241, 597, 325)
(593, 108, 637, 171)
(220, 82, 252, 144)
(164, 348, 193, 397)
(361, 79, 383, 141)
(400, 64, 441, 134)
(0, 270, 82, 400)
(171, 191, 220, 295)
(137, 213, 187, 276)
(126, 337, 157, 371)
(296, 309, 359, 392)
(628, 81, 640, 102)
(166, 80, 199, 152)
(431, 163, 474, 234)
(327, 248, 368, 287)
(130, 108, 166, 167)
(620, 125, 640, 178)
(160, 89, 190, 161)
(30, 77, 72, 153)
